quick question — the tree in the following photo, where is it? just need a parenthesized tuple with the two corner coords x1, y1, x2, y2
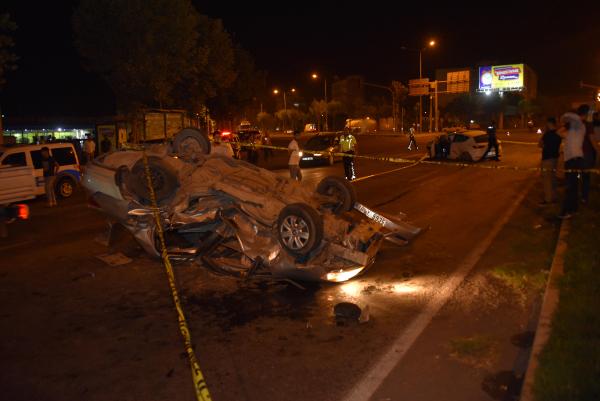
(206, 45, 264, 124)
(0, 13, 17, 89)
(0, 13, 17, 143)
(73, 0, 236, 114)
(309, 100, 328, 130)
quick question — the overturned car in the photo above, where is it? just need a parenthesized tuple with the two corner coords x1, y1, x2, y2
(83, 129, 423, 283)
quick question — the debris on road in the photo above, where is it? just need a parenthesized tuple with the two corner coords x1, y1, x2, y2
(96, 252, 133, 266)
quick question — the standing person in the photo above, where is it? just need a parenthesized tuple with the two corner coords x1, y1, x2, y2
(210, 131, 234, 157)
(408, 124, 419, 150)
(538, 117, 561, 205)
(578, 105, 597, 204)
(558, 110, 586, 219)
(262, 131, 273, 163)
(288, 131, 302, 181)
(340, 130, 358, 180)
(83, 135, 96, 163)
(100, 135, 112, 154)
(480, 121, 500, 161)
(41, 147, 59, 207)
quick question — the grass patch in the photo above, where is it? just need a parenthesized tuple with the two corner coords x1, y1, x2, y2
(533, 195, 600, 401)
(491, 262, 548, 293)
(449, 335, 496, 367)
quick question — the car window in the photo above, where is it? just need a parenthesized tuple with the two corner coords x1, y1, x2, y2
(52, 146, 77, 165)
(1, 152, 27, 167)
(453, 134, 469, 143)
(30, 150, 44, 169)
(474, 135, 489, 143)
(306, 136, 337, 150)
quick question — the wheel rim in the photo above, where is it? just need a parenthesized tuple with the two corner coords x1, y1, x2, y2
(180, 137, 203, 159)
(280, 215, 310, 250)
(60, 181, 73, 197)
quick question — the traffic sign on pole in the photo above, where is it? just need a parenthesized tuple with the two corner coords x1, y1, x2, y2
(409, 78, 429, 96)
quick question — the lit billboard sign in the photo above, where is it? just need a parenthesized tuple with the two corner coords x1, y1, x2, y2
(478, 64, 524, 91)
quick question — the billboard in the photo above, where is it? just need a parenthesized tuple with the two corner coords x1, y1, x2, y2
(478, 64, 524, 91)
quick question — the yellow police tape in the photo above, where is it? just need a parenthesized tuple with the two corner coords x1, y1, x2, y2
(141, 150, 212, 401)
(231, 141, 600, 175)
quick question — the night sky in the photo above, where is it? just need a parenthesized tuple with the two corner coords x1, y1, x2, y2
(1, 1, 599, 119)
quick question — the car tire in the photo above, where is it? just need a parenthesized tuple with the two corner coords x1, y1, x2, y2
(459, 152, 473, 162)
(316, 175, 357, 214)
(172, 128, 211, 162)
(127, 156, 179, 205)
(56, 176, 76, 198)
(277, 203, 323, 257)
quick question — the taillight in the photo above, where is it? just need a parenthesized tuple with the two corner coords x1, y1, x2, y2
(16, 204, 29, 220)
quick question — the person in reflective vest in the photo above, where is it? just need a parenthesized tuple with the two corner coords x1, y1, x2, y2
(339, 131, 357, 180)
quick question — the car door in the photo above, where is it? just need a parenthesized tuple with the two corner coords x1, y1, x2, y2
(449, 134, 469, 159)
(29, 149, 47, 195)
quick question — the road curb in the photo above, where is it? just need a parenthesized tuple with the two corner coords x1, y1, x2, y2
(520, 219, 570, 401)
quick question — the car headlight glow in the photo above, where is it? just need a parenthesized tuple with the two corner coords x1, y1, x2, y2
(326, 266, 365, 282)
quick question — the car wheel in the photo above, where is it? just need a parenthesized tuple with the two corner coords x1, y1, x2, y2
(172, 128, 211, 162)
(56, 176, 76, 198)
(127, 156, 179, 205)
(316, 176, 357, 214)
(277, 203, 324, 257)
(459, 152, 473, 162)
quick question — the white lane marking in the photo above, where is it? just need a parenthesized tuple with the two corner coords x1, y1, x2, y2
(342, 179, 535, 401)
(0, 240, 34, 252)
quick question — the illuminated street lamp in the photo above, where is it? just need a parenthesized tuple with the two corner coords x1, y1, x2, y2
(311, 73, 329, 131)
(273, 88, 296, 131)
(401, 39, 437, 133)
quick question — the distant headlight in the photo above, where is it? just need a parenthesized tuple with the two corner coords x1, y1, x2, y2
(313, 153, 322, 156)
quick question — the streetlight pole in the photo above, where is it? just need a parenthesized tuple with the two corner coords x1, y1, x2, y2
(311, 73, 329, 131)
(402, 40, 436, 134)
(419, 50, 423, 133)
(324, 78, 328, 131)
(363, 82, 396, 133)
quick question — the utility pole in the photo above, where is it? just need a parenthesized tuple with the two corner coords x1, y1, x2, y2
(419, 50, 423, 133)
(324, 78, 328, 131)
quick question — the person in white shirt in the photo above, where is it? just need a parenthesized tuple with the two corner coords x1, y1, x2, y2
(288, 131, 302, 181)
(558, 110, 586, 219)
(83, 135, 96, 163)
(210, 131, 234, 158)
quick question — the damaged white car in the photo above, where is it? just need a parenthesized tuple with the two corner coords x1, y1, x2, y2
(83, 128, 423, 283)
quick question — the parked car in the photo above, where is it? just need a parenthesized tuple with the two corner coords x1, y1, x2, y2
(300, 133, 342, 167)
(427, 130, 502, 161)
(0, 165, 34, 238)
(235, 129, 261, 163)
(83, 128, 423, 283)
(0, 142, 81, 198)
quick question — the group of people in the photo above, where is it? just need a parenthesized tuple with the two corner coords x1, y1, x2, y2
(83, 134, 112, 163)
(538, 104, 599, 219)
(287, 130, 357, 182)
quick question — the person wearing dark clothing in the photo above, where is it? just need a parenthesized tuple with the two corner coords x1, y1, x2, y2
(41, 147, 59, 207)
(578, 106, 597, 204)
(480, 121, 499, 161)
(408, 125, 418, 150)
(538, 117, 561, 205)
(100, 136, 112, 153)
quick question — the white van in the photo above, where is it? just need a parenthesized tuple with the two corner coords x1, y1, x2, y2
(0, 143, 81, 199)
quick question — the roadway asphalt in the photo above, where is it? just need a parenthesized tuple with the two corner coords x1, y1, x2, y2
(0, 132, 547, 401)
